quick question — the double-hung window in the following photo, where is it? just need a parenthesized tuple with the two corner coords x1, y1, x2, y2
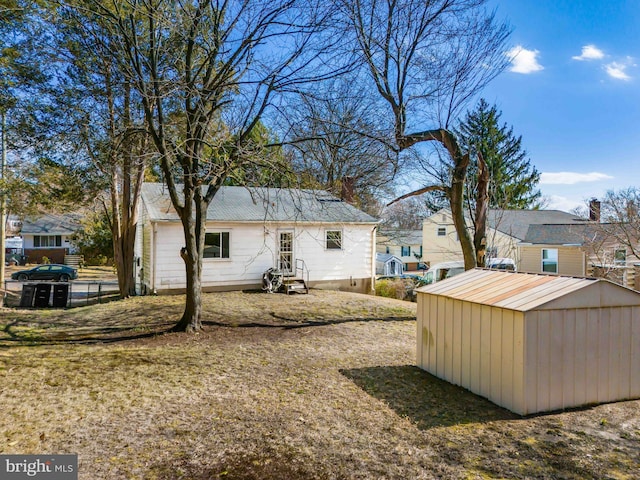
(401, 246, 411, 256)
(326, 230, 342, 250)
(204, 232, 230, 259)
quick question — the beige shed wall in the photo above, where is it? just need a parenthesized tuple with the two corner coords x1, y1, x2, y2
(519, 245, 586, 276)
(523, 306, 640, 415)
(417, 294, 525, 413)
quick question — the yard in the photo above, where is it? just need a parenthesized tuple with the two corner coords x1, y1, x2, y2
(1, 290, 639, 479)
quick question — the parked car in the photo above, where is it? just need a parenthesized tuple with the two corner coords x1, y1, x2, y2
(420, 261, 465, 285)
(486, 257, 517, 271)
(11, 264, 78, 282)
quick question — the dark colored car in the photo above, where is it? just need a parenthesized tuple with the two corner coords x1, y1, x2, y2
(11, 264, 78, 282)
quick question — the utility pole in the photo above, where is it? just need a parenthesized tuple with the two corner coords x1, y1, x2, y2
(1, 110, 6, 286)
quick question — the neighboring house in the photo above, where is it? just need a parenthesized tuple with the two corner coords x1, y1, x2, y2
(377, 230, 423, 271)
(375, 253, 404, 276)
(136, 183, 379, 294)
(520, 223, 640, 289)
(21, 213, 81, 264)
(422, 208, 589, 268)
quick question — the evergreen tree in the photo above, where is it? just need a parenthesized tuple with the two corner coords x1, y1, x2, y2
(455, 99, 541, 210)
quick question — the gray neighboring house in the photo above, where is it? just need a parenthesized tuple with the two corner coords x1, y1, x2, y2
(21, 213, 81, 264)
(136, 183, 379, 294)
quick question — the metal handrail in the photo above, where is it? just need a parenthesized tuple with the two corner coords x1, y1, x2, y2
(295, 258, 309, 286)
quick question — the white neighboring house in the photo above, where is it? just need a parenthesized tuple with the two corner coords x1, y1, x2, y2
(136, 183, 379, 294)
(21, 213, 81, 264)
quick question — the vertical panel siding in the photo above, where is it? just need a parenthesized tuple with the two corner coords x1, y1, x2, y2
(561, 309, 577, 409)
(618, 307, 632, 399)
(548, 311, 564, 411)
(500, 310, 515, 412)
(460, 301, 472, 387)
(479, 304, 492, 399)
(630, 306, 640, 397)
(524, 312, 539, 415)
(470, 304, 482, 394)
(490, 307, 503, 405)
(512, 313, 525, 414)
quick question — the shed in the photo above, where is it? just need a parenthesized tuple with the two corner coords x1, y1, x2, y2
(416, 269, 640, 415)
(376, 253, 404, 276)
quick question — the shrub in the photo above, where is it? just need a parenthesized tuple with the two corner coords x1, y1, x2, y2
(375, 278, 412, 301)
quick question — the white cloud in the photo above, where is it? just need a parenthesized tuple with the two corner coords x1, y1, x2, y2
(572, 45, 605, 61)
(544, 195, 585, 212)
(605, 59, 634, 80)
(540, 172, 613, 185)
(506, 46, 544, 74)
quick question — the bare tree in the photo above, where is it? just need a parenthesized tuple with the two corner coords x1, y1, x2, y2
(340, 0, 511, 269)
(599, 188, 640, 260)
(286, 79, 398, 213)
(91, 0, 344, 331)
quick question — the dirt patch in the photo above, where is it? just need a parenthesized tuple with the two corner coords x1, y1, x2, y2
(1, 290, 639, 479)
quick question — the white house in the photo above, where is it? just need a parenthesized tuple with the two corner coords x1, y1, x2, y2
(136, 183, 379, 294)
(21, 213, 81, 264)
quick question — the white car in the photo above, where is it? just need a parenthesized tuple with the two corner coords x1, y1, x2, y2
(421, 261, 465, 285)
(486, 257, 517, 271)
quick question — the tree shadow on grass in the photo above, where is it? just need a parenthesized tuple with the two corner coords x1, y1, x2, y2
(340, 365, 518, 429)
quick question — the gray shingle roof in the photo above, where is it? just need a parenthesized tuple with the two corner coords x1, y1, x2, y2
(142, 183, 379, 224)
(21, 213, 82, 235)
(488, 209, 589, 240)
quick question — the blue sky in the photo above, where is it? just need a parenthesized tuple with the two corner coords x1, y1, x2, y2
(480, 0, 640, 212)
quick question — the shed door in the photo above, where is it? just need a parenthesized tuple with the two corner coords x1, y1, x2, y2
(278, 230, 294, 274)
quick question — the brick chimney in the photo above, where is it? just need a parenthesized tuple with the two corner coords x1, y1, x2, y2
(589, 198, 601, 222)
(341, 176, 355, 204)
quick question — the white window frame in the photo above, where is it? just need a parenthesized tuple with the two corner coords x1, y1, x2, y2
(541, 248, 558, 273)
(203, 231, 231, 259)
(614, 248, 627, 266)
(325, 229, 343, 250)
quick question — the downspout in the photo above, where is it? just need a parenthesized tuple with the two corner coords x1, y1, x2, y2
(371, 225, 378, 293)
(151, 222, 157, 294)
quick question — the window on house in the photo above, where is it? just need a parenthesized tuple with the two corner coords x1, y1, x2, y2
(486, 246, 498, 259)
(204, 232, 230, 258)
(437, 227, 446, 237)
(326, 230, 342, 250)
(385, 246, 390, 254)
(614, 248, 626, 265)
(401, 246, 411, 256)
(542, 248, 558, 273)
(33, 235, 62, 248)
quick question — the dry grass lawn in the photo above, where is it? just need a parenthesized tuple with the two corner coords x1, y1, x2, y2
(1, 290, 639, 479)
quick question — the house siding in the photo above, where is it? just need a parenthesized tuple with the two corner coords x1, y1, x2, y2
(146, 221, 375, 294)
(520, 245, 586, 276)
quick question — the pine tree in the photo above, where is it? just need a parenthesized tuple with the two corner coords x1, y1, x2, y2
(455, 99, 541, 210)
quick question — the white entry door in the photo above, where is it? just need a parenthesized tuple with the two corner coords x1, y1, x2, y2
(278, 230, 294, 274)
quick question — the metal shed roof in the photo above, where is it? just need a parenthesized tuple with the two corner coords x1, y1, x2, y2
(142, 183, 379, 224)
(416, 269, 640, 311)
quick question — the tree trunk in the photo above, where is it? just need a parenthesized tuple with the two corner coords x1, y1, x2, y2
(171, 245, 203, 332)
(474, 152, 489, 268)
(170, 184, 207, 332)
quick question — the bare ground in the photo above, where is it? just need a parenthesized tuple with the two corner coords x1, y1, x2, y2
(1, 290, 639, 479)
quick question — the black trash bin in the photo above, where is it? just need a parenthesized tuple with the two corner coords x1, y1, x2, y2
(52, 283, 70, 308)
(20, 284, 36, 308)
(34, 283, 52, 308)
